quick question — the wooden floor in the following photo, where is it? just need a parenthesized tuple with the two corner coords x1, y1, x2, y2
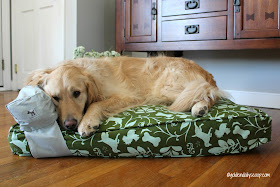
(0, 91, 279, 186)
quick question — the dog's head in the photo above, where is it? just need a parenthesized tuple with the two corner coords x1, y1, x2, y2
(26, 65, 103, 130)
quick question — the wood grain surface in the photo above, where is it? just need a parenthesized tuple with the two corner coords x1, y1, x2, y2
(116, 0, 280, 52)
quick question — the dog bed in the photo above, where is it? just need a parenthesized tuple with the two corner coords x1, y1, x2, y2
(8, 98, 272, 158)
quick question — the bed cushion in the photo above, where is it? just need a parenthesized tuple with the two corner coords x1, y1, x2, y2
(8, 99, 272, 158)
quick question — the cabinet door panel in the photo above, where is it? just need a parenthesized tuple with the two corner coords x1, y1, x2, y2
(125, 0, 157, 43)
(235, 0, 279, 39)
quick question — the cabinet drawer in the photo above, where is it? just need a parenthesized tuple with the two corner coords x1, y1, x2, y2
(162, 16, 227, 41)
(162, 0, 228, 16)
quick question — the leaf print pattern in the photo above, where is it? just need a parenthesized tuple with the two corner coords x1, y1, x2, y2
(8, 99, 272, 158)
(160, 146, 183, 156)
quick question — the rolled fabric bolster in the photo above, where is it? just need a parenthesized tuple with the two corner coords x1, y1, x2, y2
(6, 86, 72, 158)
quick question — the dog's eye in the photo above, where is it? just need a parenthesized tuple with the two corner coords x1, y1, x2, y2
(73, 91, 81, 98)
(53, 96, 60, 102)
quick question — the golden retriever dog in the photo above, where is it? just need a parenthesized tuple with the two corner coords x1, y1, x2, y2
(26, 56, 225, 137)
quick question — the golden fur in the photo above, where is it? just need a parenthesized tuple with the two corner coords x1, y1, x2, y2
(26, 56, 225, 137)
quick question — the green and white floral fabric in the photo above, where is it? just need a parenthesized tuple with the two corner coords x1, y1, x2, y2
(8, 99, 272, 158)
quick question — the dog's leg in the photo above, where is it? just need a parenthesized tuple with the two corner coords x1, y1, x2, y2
(167, 80, 222, 117)
(78, 95, 141, 137)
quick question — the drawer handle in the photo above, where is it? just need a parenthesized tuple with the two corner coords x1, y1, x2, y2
(151, 2, 157, 20)
(185, 0, 200, 10)
(185, 25, 199, 34)
(233, 0, 241, 13)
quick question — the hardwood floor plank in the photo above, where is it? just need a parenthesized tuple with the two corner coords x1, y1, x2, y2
(44, 159, 132, 187)
(0, 157, 59, 183)
(267, 162, 280, 186)
(0, 158, 88, 186)
(78, 160, 171, 187)
(162, 156, 223, 186)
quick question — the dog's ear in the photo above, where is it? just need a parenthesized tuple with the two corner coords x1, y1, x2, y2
(25, 68, 53, 87)
(84, 73, 103, 105)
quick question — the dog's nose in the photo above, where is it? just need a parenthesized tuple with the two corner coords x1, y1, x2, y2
(64, 118, 77, 130)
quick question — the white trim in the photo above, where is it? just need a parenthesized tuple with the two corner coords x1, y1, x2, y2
(226, 90, 280, 109)
(0, 0, 14, 91)
(0, 0, 3, 87)
(64, 0, 77, 60)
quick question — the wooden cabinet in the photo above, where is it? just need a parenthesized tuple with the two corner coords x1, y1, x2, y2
(234, 0, 280, 39)
(116, 0, 280, 52)
(125, 0, 157, 43)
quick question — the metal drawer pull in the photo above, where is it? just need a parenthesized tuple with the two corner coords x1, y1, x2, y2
(185, 25, 199, 34)
(185, 0, 200, 10)
(151, 2, 157, 20)
(234, 0, 241, 13)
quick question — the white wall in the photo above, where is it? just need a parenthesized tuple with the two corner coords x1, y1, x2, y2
(77, 0, 104, 52)
(183, 50, 280, 108)
(104, 0, 116, 51)
(77, 0, 116, 52)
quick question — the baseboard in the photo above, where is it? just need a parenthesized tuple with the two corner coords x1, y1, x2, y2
(225, 90, 280, 109)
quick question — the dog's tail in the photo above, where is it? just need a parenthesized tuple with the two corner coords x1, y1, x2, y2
(167, 79, 227, 112)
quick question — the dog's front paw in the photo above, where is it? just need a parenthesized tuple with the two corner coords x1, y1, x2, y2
(191, 101, 209, 117)
(78, 118, 100, 137)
